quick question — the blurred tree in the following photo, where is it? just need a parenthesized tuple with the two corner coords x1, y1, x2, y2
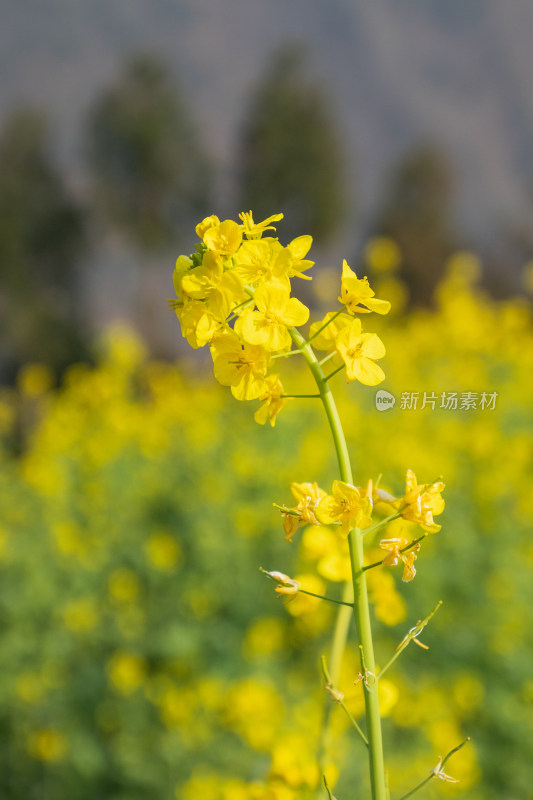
(372, 144, 456, 306)
(0, 109, 87, 382)
(85, 53, 211, 251)
(237, 43, 348, 244)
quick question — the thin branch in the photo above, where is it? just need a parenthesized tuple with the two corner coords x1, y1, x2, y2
(280, 393, 321, 399)
(323, 775, 335, 800)
(378, 601, 442, 680)
(361, 509, 405, 537)
(363, 534, 428, 572)
(397, 738, 470, 800)
(299, 589, 354, 608)
(306, 308, 344, 345)
(272, 503, 299, 516)
(324, 364, 346, 382)
(318, 350, 338, 367)
(271, 349, 304, 359)
(260, 568, 353, 608)
(321, 656, 368, 748)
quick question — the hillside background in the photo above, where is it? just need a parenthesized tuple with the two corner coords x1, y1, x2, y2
(1, 0, 533, 366)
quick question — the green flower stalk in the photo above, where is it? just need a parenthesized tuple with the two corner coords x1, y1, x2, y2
(171, 212, 458, 800)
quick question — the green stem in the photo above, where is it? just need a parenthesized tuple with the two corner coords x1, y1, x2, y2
(290, 327, 387, 800)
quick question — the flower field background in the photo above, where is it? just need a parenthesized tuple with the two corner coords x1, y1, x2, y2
(0, 261, 532, 800)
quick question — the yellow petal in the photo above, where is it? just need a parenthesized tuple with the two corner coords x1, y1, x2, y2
(360, 332, 386, 360)
(281, 297, 310, 327)
(365, 297, 391, 315)
(288, 235, 312, 259)
(255, 281, 290, 316)
(346, 358, 385, 386)
(315, 495, 340, 525)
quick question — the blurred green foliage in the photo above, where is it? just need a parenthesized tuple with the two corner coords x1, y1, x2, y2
(238, 44, 347, 245)
(0, 109, 87, 379)
(372, 144, 455, 308)
(85, 53, 211, 250)
(0, 259, 532, 799)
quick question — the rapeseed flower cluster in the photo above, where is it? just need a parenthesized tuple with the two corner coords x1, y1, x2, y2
(171, 212, 390, 425)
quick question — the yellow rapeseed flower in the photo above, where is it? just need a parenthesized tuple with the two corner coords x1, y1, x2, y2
(379, 537, 420, 582)
(281, 481, 327, 541)
(254, 374, 288, 427)
(339, 260, 391, 315)
(239, 210, 284, 239)
(177, 300, 220, 348)
(202, 218, 243, 256)
(211, 331, 270, 400)
(181, 253, 247, 320)
(285, 235, 314, 279)
(400, 469, 445, 533)
(236, 281, 309, 352)
(195, 214, 220, 240)
(233, 238, 289, 287)
(316, 480, 373, 535)
(335, 318, 386, 385)
(262, 570, 301, 602)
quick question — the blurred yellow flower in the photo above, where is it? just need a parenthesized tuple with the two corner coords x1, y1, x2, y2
(145, 531, 181, 571)
(17, 363, 53, 396)
(62, 598, 99, 632)
(107, 651, 147, 695)
(270, 732, 320, 788)
(244, 617, 285, 657)
(285, 574, 326, 617)
(27, 729, 67, 762)
(364, 237, 401, 274)
(108, 568, 141, 603)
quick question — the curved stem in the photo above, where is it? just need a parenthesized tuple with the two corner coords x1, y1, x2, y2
(290, 327, 387, 800)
